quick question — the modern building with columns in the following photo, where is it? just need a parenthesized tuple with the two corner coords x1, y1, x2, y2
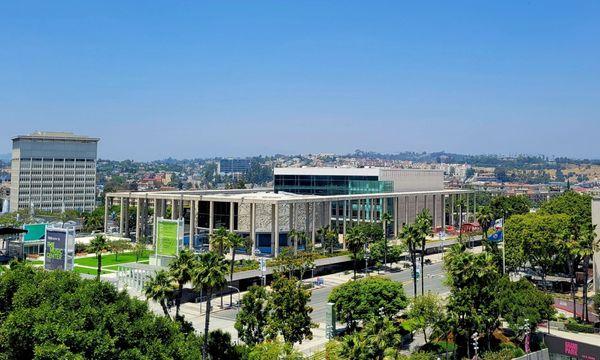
(105, 186, 475, 257)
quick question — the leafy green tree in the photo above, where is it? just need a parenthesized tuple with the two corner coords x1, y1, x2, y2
(247, 340, 303, 360)
(169, 249, 198, 319)
(490, 195, 531, 220)
(444, 244, 501, 357)
(505, 213, 569, 279)
(369, 241, 405, 270)
(403, 292, 444, 344)
(495, 278, 555, 334)
(88, 234, 108, 280)
(0, 266, 203, 359)
(109, 239, 131, 261)
(235, 285, 269, 346)
(191, 252, 229, 360)
(144, 269, 176, 318)
(134, 236, 147, 262)
(328, 276, 408, 331)
(265, 275, 315, 344)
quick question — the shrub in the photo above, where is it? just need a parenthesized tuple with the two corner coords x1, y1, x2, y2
(565, 321, 595, 333)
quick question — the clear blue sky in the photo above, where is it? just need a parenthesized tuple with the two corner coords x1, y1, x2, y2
(1, 1, 598, 160)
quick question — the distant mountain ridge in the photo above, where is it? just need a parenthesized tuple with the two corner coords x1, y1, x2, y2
(0, 153, 10, 163)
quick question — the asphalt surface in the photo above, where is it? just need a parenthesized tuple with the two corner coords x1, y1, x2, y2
(209, 261, 447, 325)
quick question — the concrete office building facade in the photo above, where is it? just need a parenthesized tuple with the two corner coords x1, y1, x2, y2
(105, 186, 474, 257)
(10, 132, 99, 213)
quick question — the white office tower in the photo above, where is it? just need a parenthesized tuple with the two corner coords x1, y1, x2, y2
(10, 131, 99, 213)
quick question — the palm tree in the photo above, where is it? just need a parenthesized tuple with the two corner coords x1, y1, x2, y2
(320, 226, 338, 255)
(400, 223, 420, 296)
(381, 212, 393, 269)
(415, 210, 432, 296)
(345, 226, 367, 279)
(168, 249, 198, 319)
(191, 252, 229, 360)
(223, 232, 248, 307)
(144, 269, 175, 318)
(476, 206, 495, 251)
(89, 234, 108, 281)
(577, 224, 598, 323)
(209, 227, 229, 255)
(288, 229, 305, 255)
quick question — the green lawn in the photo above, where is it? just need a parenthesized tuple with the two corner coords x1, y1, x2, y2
(73, 266, 110, 276)
(75, 250, 151, 267)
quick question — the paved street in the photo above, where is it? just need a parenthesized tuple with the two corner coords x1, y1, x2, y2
(132, 253, 450, 355)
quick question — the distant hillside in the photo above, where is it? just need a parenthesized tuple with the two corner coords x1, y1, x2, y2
(0, 153, 10, 163)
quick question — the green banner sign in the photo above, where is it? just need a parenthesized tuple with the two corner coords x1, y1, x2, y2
(24, 224, 47, 242)
(156, 220, 179, 256)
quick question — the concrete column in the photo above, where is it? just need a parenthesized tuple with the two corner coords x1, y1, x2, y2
(442, 195, 447, 231)
(382, 198, 387, 234)
(311, 203, 316, 248)
(171, 199, 177, 220)
(229, 202, 235, 232)
(393, 197, 399, 237)
(161, 199, 166, 218)
(432, 195, 437, 229)
(466, 193, 470, 223)
(342, 201, 348, 250)
(209, 201, 214, 234)
(404, 196, 408, 225)
(123, 198, 130, 238)
(450, 194, 455, 227)
(119, 197, 125, 236)
(250, 203, 256, 255)
(327, 201, 332, 228)
(273, 203, 279, 257)
(178, 196, 183, 220)
(104, 196, 110, 233)
(357, 199, 362, 222)
(135, 198, 142, 241)
(153, 199, 158, 243)
(189, 200, 196, 250)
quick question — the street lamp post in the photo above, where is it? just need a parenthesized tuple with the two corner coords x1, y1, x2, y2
(227, 286, 241, 310)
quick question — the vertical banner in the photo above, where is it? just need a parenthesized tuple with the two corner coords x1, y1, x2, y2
(44, 228, 67, 270)
(44, 228, 75, 271)
(155, 218, 181, 257)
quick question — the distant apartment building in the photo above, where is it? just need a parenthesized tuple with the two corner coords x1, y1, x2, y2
(10, 131, 99, 212)
(218, 158, 250, 175)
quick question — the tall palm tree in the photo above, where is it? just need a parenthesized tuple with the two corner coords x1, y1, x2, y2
(223, 232, 248, 307)
(144, 269, 175, 318)
(415, 210, 432, 296)
(191, 252, 229, 360)
(577, 224, 598, 322)
(209, 227, 229, 255)
(288, 229, 305, 255)
(476, 206, 495, 250)
(345, 226, 367, 279)
(89, 234, 108, 281)
(400, 223, 420, 296)
(381, 212, 393, 269)
(168, 249, 198, 319)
